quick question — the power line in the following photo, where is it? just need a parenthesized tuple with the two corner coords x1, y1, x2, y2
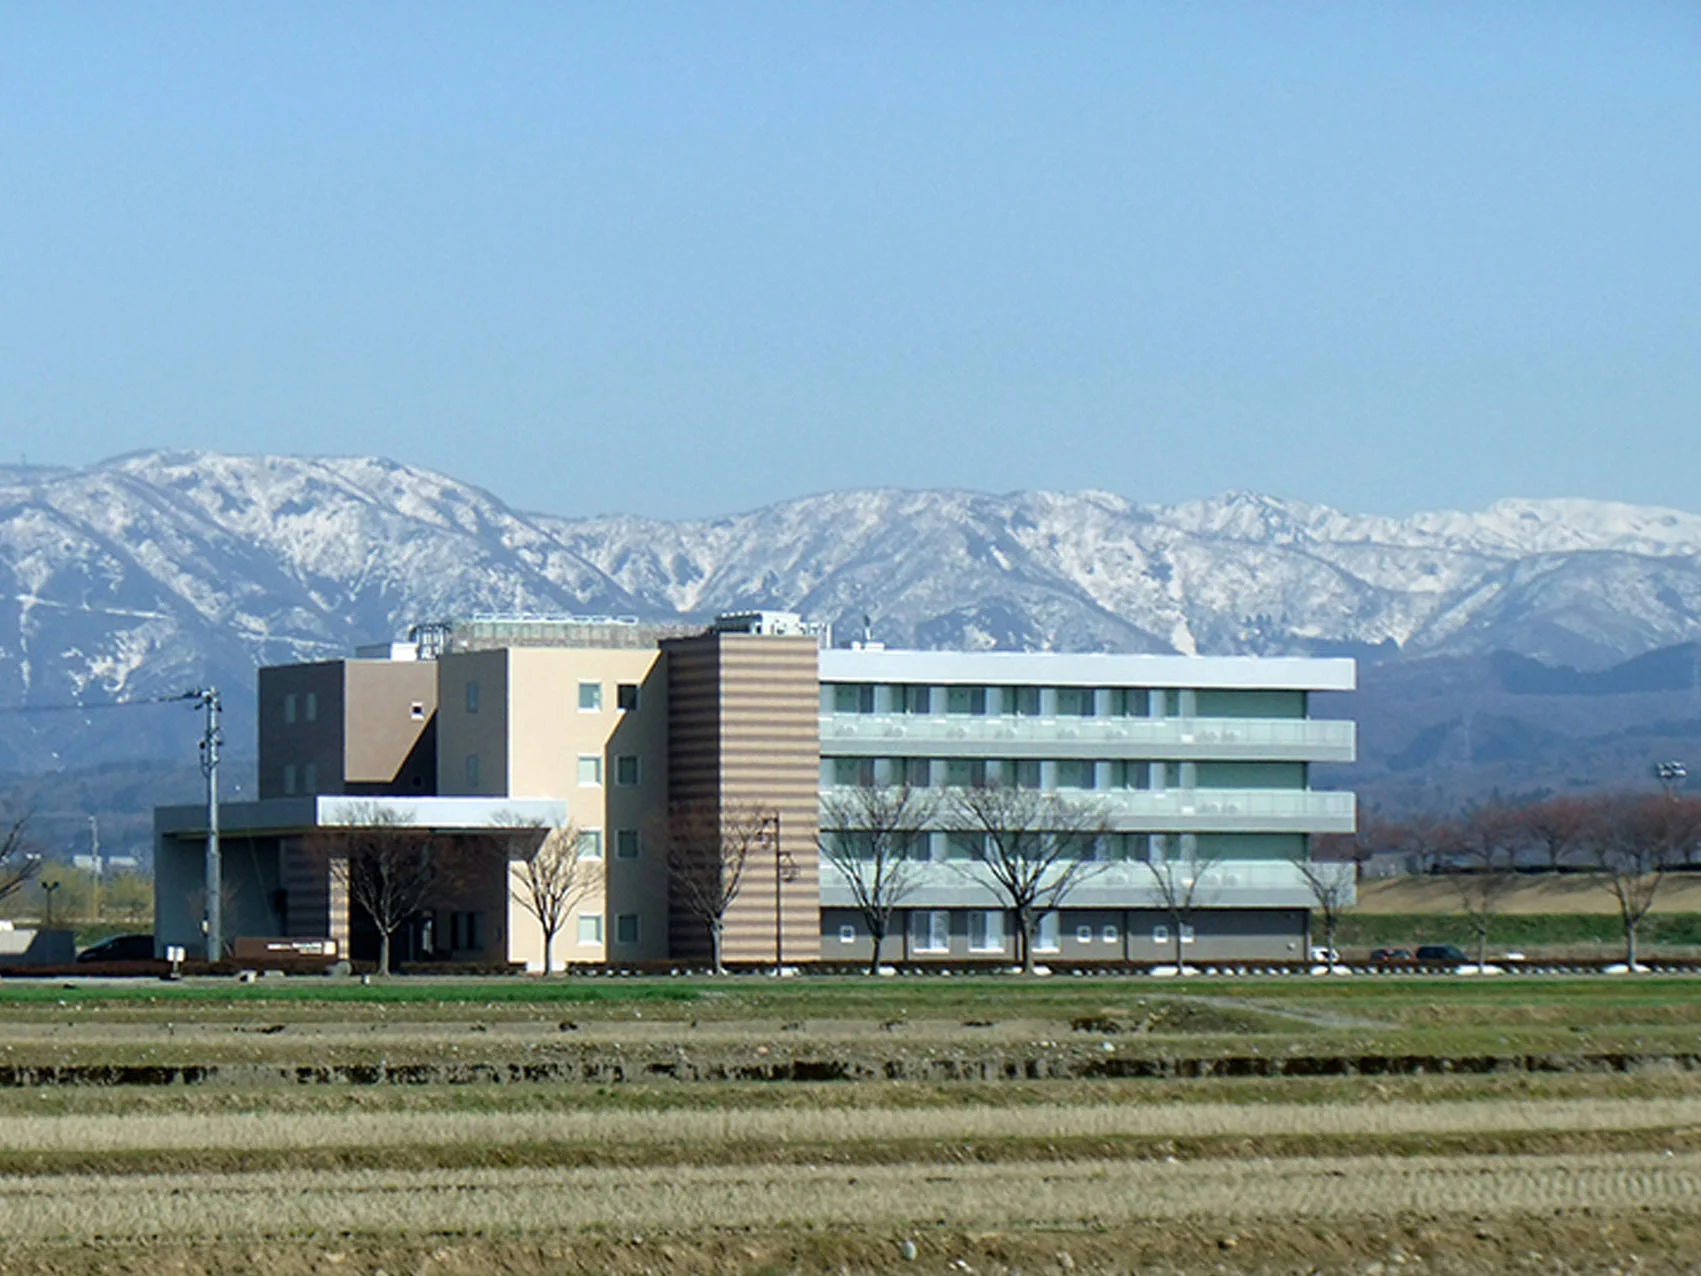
(0, 690, 207, 716)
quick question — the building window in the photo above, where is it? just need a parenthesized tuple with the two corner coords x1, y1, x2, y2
(410, 701, 425, 721)
(1011, 759, 1042, 790)
(1056, 758, 1095, 790)
(617, 683, 640, 711)
(1102, 923, 1119, 944)
(1180, 923, 1196, 945)
(615, 755, 640, 787)
(893, 684, 931, 715)
(577, 914, 603, 945)
(302, 762, 318, 794)
(968, 910, 1003, 953)
(831, 756, 875, 787)
(465, 681, 480, 713)
(946, 832, 983, 862)
(578, 681, 602, 711)
(304, 692, 318, 723)
(832, 684, 875, 714)
(1153, 924, 1169, 945)
(1005, 686, 1042, 717)
(1075, 923, 1094, 945)
(901, 757, 931, 787)
(839, 924, 856, 945)
(580, 829, 603, 859)
(946, 685, 987, 716)
(903, 831, 935, 862)
(616, 914, 640, 945)
(450, 911, 482, 950)
(1035, 912, 1060, 953)
(577, 756, 602, 786)
(913, 910, 950, 954)
(945, 758, 986, 788)
(1055, 687, 1094, 717)
(284, 694, 297, 724)
(465, 754, 480, 787)
(616, 829, 640, 859)
(1111, 688, 1150, 717)
(1112, 761, 1150, 790)
(282, 764, 297, 795)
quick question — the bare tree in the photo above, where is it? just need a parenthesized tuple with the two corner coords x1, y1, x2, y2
(818, 784, 935, 975)
(310, 804, 442, 976)
(1439, 805, 1523, 971)
(1591, 793, 1701, 970)
(1142, 841, 1225, 972)
(1296, 855, 1353, 971)
(1514, 795, 1594, 872)
(507, 821, 599, 975)
(664, 800, 769, 975)
(946, 783, 1109, 974)
(1313, 802, 1399, 882)
(0, 809, 38, 910)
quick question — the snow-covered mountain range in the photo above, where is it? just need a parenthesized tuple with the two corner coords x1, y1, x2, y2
(5, 449, 1701, 782)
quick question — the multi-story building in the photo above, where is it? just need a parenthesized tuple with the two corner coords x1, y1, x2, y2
(815, 648, 1356, 965)
(154, 614, 1355, 967)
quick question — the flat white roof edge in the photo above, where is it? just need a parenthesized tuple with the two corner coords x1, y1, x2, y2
(316, 797, 570, 828)
(819, 649, 1356, 691)
(156, 796, 569, 835)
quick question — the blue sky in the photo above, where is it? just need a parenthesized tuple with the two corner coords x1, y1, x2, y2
(3, 4, 1698, 520)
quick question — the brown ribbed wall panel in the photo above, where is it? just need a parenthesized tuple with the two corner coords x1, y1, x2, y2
(717, 636, 820, 965)
(662, 633, 821, 965)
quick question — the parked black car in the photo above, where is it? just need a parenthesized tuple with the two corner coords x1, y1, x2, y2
(1414, 944, 1470, 964)
(75, 934, 155, 963)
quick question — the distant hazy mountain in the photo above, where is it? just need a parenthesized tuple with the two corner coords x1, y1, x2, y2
(5, 450, 1701, 820)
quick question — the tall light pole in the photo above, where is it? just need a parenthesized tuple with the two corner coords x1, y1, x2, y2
(768, 810, 797, 974)
(41, 879, 61, 930)
(1656, 760, 1687, 801)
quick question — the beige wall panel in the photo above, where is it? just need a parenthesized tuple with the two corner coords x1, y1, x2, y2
(500, 647, 668, 966)
(436, 650, 510, 797)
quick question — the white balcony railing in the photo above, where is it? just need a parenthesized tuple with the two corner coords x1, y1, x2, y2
(817, 785, 1356, 831)
(819, 713, 1355, 757)
(817, 857, 1356, 910)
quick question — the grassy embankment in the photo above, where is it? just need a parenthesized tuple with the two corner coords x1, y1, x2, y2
(1340, 875, 1701, 954)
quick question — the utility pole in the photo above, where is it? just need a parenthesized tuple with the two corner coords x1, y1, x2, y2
(184, 688, 223, 961)
(88, 815, 100, 924)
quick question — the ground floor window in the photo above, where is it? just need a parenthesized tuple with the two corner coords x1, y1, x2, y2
(615, 914, 639, 945)
(838, 924, 856, 945)
(912, 910, 949, 953)
(576, 914, 603, 945)
(968, 910, 1003, 952)
(1035, 911, 1060, 953)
